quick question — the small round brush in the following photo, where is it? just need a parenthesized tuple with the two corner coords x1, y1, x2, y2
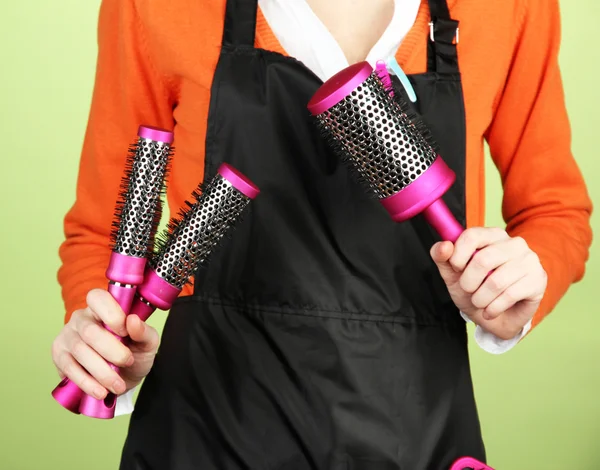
(52, 125, 173, 419)
(307, 61, 463, 243)
(128, 163, 259, 322)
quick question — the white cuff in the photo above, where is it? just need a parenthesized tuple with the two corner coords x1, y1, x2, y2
(114, 387, 137, 417)
(460, 312, 532, 355)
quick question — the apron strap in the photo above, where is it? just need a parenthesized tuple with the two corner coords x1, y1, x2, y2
(426, 0, 460, 74)
(222, 0, 258, 47)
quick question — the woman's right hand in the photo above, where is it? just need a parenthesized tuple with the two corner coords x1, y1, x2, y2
(51, 288, 160, 400)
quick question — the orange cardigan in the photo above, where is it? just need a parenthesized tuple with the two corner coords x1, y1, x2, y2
(58, 0, 593, 333)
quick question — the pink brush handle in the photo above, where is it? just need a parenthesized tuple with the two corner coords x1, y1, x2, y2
(380, 157, 464, 242)
(51, 253, 145, 418)
(422, 198, 464, 243)
(77, 282, 136, 419)
(450, 457, 494, 470)
(50, 283, 136, 416)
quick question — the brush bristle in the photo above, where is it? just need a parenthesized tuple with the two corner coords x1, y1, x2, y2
(109, 138, 173, 259)
(150, 173, 252, 289)
(392, 93, 441, 155)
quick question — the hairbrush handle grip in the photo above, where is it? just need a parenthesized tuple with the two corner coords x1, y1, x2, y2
(76, 281, 138, 419)
(50, 285, 135, 416)
(422, 199, 464, 243)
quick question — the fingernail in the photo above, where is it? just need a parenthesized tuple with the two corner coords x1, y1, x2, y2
(113, 380, 126, 395)
(93, 387, 105, 399)
(125, 355, 134, 367)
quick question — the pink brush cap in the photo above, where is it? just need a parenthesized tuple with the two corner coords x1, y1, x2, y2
(138, 125, 174, 144)
(379, 157, 455, 222)
(106, 252, 147, 286)
(450, 457, 495, 470)
(307, 61, 373, 115)
(218, 163, 260, 199)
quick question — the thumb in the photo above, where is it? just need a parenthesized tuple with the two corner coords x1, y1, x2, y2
(430, 241, 459, 284)
(126, 314, 159, 353)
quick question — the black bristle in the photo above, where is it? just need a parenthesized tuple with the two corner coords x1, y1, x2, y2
(392, 93, 441, 155)
(109, 138, 174, 258)
(151, 174, 253, 289)
(178, 204, 248, 289)
(109, 144, 138, 251)
(151, 180, 203, 261)
(146, 146, 174, 258)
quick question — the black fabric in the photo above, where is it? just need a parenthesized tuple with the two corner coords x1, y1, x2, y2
(120, 0, 485, 468)
(426, 0, 460, 74)
(223, 0, 258, 46)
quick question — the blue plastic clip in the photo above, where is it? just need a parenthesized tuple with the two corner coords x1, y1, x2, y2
(387, 56, 417, 103)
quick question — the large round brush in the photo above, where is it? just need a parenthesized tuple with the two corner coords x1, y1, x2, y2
(52, 125, 173, 419)
(128, 163, 259, 322)
(307, 61, 463, 243)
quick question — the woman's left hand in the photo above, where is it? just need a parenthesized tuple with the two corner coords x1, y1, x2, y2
(430, 227, 548, 340)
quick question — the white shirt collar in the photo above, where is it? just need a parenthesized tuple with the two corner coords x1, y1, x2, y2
(258, 0, 420, 81)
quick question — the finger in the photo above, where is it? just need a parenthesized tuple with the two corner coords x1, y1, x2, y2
(74, 313, 134, 367)
(459, 244, 513, 294)
(450, 227, 509, 272)
(70, 339, 127, 395)
(430, 241, 458, 283)
(484, 273, 541, 319)
(470, 259, 527, 319)
(56, 352, 108, 400)
(126, 315, 160, 353)
(86, 289, 128, 337)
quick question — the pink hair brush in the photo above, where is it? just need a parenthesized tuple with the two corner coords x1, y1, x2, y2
(52, 125, 173, 419)
(128, 163, 259, 323)
(307, 61, 463, 243)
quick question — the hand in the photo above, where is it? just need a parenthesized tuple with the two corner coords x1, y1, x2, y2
(430, 227, 547, 340)
(51, 288, 159, 400)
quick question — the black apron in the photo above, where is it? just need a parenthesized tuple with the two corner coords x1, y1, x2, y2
(120, 0, 487, 468)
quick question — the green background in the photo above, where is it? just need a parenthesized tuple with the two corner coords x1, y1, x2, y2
(1, 0, 598, 468)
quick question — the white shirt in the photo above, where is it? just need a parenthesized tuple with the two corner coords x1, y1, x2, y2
(115, 0, 531, 416)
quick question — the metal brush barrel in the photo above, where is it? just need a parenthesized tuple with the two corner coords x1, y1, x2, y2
(152, 173, 251, 289)
(313, 71, 437, 199)
(112, 136, 172, 259)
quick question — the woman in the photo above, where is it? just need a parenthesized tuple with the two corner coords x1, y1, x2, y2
(51, 0, 592, 468)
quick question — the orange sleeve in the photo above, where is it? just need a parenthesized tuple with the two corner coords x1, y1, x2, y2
(484, 0, 593, 330)
(57, 0, 175, 322)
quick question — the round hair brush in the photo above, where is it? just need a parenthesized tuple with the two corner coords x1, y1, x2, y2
(128, 163, 260, 322)
(307, 61, 463, 243)
(52, 125, 173, 419)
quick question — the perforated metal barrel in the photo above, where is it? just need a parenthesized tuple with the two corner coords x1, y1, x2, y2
(151, 170, 254, 289)
(308, 63, 437, 199)
(111, 127, 173, 258)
